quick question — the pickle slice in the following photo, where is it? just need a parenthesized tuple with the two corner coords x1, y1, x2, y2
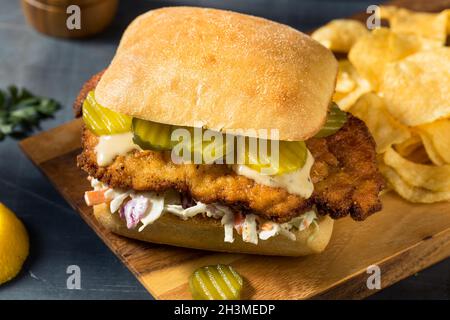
(132, 118, 175, 151)
(194, 129, 230, 164)
(314, 102, 347, 138)
(82, 91, 132, 135)
(133, 120, 227, 162)
(189, 264, 243, 300)
(246, 140, 308, 175)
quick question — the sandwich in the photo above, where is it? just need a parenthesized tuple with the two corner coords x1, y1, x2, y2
(74, 7, 384, 256)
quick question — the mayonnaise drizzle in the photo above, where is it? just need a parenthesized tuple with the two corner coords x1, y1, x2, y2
(95, 132, 139, 166)
(232, 150, 314, 198)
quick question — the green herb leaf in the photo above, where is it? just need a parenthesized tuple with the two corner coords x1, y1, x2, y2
(0, 86, 60, 140)
(0, 123, 13, 135)
(37, 99, 59, 116)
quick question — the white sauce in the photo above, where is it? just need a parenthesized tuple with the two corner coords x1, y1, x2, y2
(95, 132, 138, 166)
(232, 150, 314, 198)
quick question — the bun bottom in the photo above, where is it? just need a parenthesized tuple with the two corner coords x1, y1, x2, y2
(93, 203, 334, 256)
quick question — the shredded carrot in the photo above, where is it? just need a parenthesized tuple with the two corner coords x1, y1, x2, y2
(260, 222, 274, 231)
(84, 189, 108, 206)
(234, 212, 245, 235)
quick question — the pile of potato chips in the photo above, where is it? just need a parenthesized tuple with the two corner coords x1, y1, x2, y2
(312, 6, 450, 203)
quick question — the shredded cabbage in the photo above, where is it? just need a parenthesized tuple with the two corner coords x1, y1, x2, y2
(242, 214, 258, 245)
(120, 195, 149, 229)
(110, 190, 133, 213)
(165, 202, 208, 220)
(279, 224, 297, 241)
(138, 193, 165, 232)
(221, 211, 235, 243)
(206, 203, 231, 219)
(258, 210, 318, 241)
(259, 223, 281, 240)
(90, 177, 104, 190)
(289, 210, 316, 231)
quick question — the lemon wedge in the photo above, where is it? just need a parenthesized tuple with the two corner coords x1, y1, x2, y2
(0, 203, 29, 285)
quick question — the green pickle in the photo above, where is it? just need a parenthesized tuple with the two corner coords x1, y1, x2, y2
(189, 264, 243, 300)
(246, 140, 307, 175)
(82, 91, 132, 135)
(132, 118, 175, 151)
(132, 120, 227, 162)
(314, 102, 347, 138)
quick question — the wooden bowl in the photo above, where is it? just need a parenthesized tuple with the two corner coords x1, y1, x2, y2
(21, 0, 119, 38)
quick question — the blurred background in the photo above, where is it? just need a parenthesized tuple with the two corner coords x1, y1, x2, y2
(0, 0, 448, 299)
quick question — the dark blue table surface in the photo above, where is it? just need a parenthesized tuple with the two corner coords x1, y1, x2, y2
(0, 0, 448, 300)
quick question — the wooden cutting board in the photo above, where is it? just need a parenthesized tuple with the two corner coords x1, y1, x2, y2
(20, 0, 450, 299)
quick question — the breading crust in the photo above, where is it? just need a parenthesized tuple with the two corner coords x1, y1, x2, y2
(73, 70, 104, 117)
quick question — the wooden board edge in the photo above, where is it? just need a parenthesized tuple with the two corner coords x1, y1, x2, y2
(19, 119, 82, 165)
(314, 227, 450, 299)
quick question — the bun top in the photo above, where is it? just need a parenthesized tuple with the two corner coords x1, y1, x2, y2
(95, 6, 338, 141)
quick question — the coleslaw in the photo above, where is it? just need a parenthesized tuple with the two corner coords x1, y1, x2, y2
(85, 177, 319, 245)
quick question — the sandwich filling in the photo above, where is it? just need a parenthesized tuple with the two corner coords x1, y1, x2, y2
(76, 74, 384, 246)
(85, 177, 319, 245)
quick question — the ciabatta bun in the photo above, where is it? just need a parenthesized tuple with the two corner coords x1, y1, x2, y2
(93, 203, 334, 256)
(95, 6, 338, 141)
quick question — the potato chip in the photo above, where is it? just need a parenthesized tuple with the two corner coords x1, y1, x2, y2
(417, 118, 450, 164)
(333, 60, 371, 111)
(335, 60, 356, 93)
(379, 163, 450, 203)
(394, 134, 422, 158)
(404, 145, 432, 165)
(381, 48, 450, 126)
(348, 93, 410, 153)
(418, 131, 446, 166)
(348, 28, 427, 90)
(446, 9, 450, 34)
(311, 19, 369, 53)
(380, 6, 448, 45)
(384, 147, 450, 191)
(394, 134, 431, 164)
